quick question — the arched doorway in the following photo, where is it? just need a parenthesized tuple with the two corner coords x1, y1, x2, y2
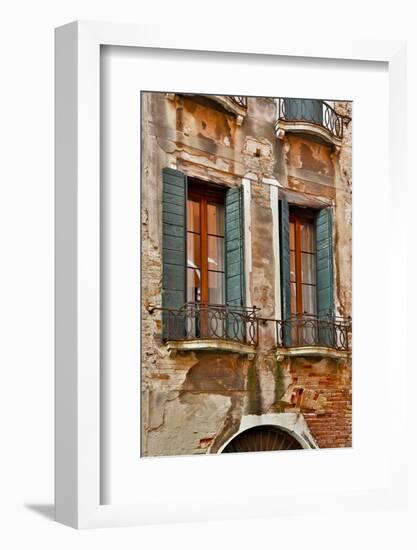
(221, 425, 303, 453)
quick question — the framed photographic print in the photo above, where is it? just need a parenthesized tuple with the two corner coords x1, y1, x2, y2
(140, 90, 352, 458)
(55, 21, 407, 528)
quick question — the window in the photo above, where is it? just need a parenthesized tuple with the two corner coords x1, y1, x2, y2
(161, 168, 246, 342)
(187, 189, 225, 306)
(289, 208, 317, 316)
(279, 199, 334, 347)
(289, 208, 317, 345)
(282, 98, 323, 125)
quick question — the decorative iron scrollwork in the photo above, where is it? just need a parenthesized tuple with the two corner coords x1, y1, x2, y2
(159, 303, 258, 346)
(275, 313, 351, 351)
(228, 96, 248, 109)
(152, 304, 351, 352)
(276, 98, 346, 140)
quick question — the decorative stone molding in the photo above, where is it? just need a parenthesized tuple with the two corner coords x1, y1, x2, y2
(330, 144, 341, 158)
(276, 127, 285, 140)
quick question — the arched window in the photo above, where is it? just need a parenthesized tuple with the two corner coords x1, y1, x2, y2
(222, 426, 303, 453)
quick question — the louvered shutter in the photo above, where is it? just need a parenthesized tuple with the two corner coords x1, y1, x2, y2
(162, 167, 187, 339)
(283, 99, 323, 125)
(225, 187, 245, 341)
(315, 207, 335, 346)
(279, 198, 291, 345)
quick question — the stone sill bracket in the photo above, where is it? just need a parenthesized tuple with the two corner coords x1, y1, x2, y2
(166, 339, 256, 359)
(276, 346, 349, 364)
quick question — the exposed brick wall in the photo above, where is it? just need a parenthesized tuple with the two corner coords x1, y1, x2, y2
(280, 358, 352, 448)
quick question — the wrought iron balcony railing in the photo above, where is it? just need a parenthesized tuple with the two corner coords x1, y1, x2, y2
(274, 313, 351, 352)
(275, 98, 345, 140)
(228, 96, 248, 109)
(159, 302, 259, 346)
(150, 303, 351, 352)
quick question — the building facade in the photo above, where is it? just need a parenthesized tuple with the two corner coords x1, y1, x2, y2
(141, 93, 352, 456)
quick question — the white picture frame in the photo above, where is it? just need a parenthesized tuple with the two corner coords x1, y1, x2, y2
(55, 20, 407, 529)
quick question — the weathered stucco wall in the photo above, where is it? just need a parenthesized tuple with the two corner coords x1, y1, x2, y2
(141, 93, 352, 456)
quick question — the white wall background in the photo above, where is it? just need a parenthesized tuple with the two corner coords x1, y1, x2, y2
(0, 1, 416, 548)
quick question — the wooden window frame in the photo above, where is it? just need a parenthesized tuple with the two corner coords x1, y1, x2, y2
(289, 206, 317, 316)
(187, 181, 226, 306)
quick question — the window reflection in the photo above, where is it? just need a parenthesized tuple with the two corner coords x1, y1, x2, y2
(300, 222, 315, 253)
(187, 233, 201, 268)
(187, 268, 201, 303)
(187, 200, 200, 233)
(301, 253, 316, 285)
(302, 284, 317, 315)
(209, 271, 225, 305)
(207, 203, 224, 236)
(208, 236, 224, 271)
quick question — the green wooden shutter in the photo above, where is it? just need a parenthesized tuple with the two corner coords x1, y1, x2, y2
(315, 207, 334, 346)
(279, 198, 291, 345)
(162, 167, 187, 339)
(283, 99, 323, 125)
(225, 186, 245, 341)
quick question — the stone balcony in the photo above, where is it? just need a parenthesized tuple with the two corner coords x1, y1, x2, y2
(274, 98, 349, 147)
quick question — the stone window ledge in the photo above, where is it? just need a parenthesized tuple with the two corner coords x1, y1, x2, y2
(275, 120, 342, 149)
(276, 346, 349, 362)
(166, 339, 256, 358)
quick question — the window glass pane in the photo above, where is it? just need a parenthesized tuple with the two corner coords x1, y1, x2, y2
(207, 203, 224, 236)
(301, 253, 316, 284)
(208, 236, 224, 271)
(302, 284, 317, 315)
(289, 221, 295, 250)
(187, 268, 201, 303)
(290, 251, 296, 282)
(300, 222, 315, 252)
(187, 199, 200, 233)
(208, 271, 225, 305)
(187, 233, 200, 268)
(290, 282, 297, 314)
